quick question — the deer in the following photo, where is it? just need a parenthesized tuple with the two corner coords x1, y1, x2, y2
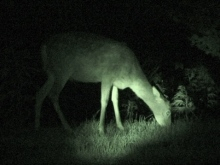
(35, 32, 171, 134)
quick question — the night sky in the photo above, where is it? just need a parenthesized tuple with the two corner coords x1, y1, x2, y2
(2, 1, 190, 57)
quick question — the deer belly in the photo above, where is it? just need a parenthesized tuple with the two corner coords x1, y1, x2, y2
(113, 78, 130, 89)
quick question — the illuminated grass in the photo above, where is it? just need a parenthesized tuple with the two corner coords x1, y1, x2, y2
(65, 118, 217, 164)
(1, 118, 220, 164)
(66, 119, 172, 164)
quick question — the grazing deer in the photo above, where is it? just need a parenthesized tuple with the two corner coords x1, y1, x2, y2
(35, 32, 171, 133)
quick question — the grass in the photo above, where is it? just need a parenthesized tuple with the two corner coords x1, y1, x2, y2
(1, 118, 220, 164)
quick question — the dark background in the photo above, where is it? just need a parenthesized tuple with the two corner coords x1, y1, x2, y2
(1, 0, 219, 128)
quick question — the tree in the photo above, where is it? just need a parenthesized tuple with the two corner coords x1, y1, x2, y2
(165, 0, 220, 57)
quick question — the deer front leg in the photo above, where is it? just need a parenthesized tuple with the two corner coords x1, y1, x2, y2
(112, 86, 124, 130)
(99, 82, 112, 134)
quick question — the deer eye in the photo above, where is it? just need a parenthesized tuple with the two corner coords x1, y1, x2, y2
(166, 111, 171, 116)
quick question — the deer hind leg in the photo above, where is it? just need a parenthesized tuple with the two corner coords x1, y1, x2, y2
(111, 86, 124, 130)
(99, 82, 112, 134)
(48, 77, 72, 132)
(35, 73, 54, 130)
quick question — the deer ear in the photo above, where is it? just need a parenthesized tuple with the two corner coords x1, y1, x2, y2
(152, 86, 160, 98)
(152, 86, 163, 102)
